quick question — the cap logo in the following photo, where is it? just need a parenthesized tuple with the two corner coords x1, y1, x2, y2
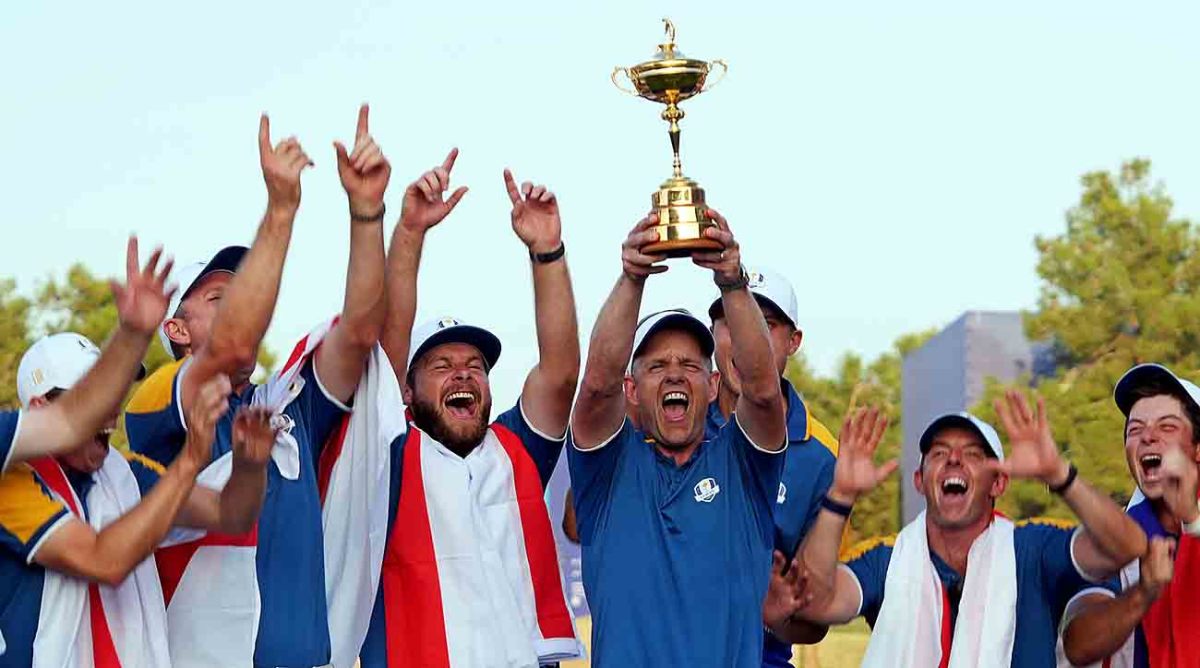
(438, 318, 460, 330)
(748, 272, 765, 288)
(31, 369, 45, 386)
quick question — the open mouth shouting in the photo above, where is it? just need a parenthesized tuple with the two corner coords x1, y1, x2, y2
(1139, 452, 1164, 483)
(661, 390, 690, 423)
(938, 474, 971, 510)
(443, 390, 480, 420)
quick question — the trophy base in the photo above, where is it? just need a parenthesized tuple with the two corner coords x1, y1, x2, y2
(644, 175, 721, 258)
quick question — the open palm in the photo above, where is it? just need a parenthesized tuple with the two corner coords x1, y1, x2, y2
(831, 407, 896, 503)
(112, 236, 175, 336)
(993, 390, 1064, 482)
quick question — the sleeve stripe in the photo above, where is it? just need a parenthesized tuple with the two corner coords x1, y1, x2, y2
(125, 451, 166, 475)
(311, 360, 352, 413)
(733, 413, 787, 455)
(840, 562, 866, 618)
(519, 399, 567, 443)
(1069, 526, 1107, 584)
(25, 511, 72, 564)
(571, 419, 626, 452)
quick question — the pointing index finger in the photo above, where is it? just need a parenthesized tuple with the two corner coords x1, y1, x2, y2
(442, 147, 460, 174)
(258, 114, 271, 158)
(356, 103, 369, 141)
(503, 168, 521, 205)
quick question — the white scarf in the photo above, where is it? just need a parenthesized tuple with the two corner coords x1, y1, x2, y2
(33, 448, 173, 668)
(861, 511, 1017, 668)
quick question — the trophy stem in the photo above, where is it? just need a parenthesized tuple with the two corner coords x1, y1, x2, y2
(663, 101, 685, 179)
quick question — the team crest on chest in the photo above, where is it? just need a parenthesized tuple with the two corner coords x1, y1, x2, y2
(777, 482, 787, 504)
(693, 477, 720, 503)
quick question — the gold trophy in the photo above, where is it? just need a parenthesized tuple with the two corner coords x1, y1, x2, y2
(613, 18, 727, 257)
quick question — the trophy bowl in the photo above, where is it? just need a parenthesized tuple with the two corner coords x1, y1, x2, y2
(627, 58, 712, 104)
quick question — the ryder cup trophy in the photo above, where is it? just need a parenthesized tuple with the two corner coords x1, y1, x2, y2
(612, 19, 728, 257)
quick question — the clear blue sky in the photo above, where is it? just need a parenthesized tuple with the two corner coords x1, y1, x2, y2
(3, 1, 1198, 409)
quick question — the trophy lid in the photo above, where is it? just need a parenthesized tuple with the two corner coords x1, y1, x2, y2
(626, 19, 712, 100)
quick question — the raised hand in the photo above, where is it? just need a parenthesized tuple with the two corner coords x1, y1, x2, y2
(334, 104, 391, 217)
(993, 390, 1068, 484)
(399, 148, 468, 234)
(258, 114, 313, 211)
(762, 550, 812, 628)
(1160, 445, 1200, 524)
(231, 406, 276, 469)
(181, 374, 232, 471)
(691, 209, 744, 286)
(621, 213, 667, 283)
(1137, 536, 1176, 602)
(112, 236, 176, 337)
(830, 407, 895, 504)
(503, 169, 561, 254)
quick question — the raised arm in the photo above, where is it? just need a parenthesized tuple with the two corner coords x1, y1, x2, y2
(11, 237, 173, 467)
(1063, 537, 1175, 666)
(570, 214, 663, 448)
(995, 391, 1147, 577)
(35, 375, 231, 586)
(799, 408, 896, 625)
(694, 210, 784, 449)
(175, 406, 274, 534)
(504, 170, 579, 436)
(314, 104, 391, 403)
(181, 114, 310, 410)
(380, 149, 467, 382)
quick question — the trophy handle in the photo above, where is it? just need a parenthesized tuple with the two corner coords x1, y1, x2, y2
(611, 67, 639, 96)
(701, 59, 728, 92)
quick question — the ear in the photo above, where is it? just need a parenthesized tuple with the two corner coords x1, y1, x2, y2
(706, 370, 720, 401)
(623, 374, 637, 406)
(787, 328, 803, 357)
(990, 472, 1010, 498)
(28, 395, 49, 409)
(401, 383, 414, 407)
(163, 318, 191, 348)
(914, 467, 926, 496)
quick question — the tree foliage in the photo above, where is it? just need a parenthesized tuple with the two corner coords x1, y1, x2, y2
(973, 159, 1200, 518)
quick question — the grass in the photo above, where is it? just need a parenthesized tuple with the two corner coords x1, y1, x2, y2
(563, 616, 871, 667)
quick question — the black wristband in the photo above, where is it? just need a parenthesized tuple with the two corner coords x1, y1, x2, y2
(530, 242, 566, 264)
(715, 264, 749, 292)
(350, 203, 386, 223)
(820, 494, 854, 519)
(1049, 463, 1079, 495)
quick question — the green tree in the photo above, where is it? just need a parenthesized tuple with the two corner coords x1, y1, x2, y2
(0, 280, 32, 409)
(973, 158, 1200, 518)
(787, 329, 935, 544)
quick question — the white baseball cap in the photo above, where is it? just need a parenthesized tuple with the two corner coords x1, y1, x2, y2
(1114, 363, 1200, 416)
(17, 332, 146, 408)
(707, 266, 799, 329)
(159, 246, 248, 358)
(407, 316, 502, 374)
(630, 308, 715, 370)
(918, 412, 1005, 461)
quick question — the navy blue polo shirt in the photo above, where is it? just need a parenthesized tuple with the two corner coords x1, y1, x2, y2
(706, 381, 838, 668)
(0, 411, 18, 472)
(846, 520, 1103, 668)
(568, 414, 784, 668)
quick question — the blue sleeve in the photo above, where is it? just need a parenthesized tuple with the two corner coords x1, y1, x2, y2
(845, 543, 893, 626)
(124, 453, 164, 498)
(726, 414, 785, 520)
(796, 453, 836, 552)
(125, 360, 189, 467)
(494, 402, 565, 487)
(0, 410, 19, 472)
(294, 360, 352, 462)
(566, 420, 633, 543)
(0, 465, 70, 562)
(1019, 523, 1096, 614)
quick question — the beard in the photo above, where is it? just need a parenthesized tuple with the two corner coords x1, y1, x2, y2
(409, 392, 493, 457)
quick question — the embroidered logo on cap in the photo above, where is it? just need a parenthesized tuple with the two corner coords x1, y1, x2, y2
(748, 271, 765, 288)
(693, 477, 721, 503)
(438, 317, 460, 329)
